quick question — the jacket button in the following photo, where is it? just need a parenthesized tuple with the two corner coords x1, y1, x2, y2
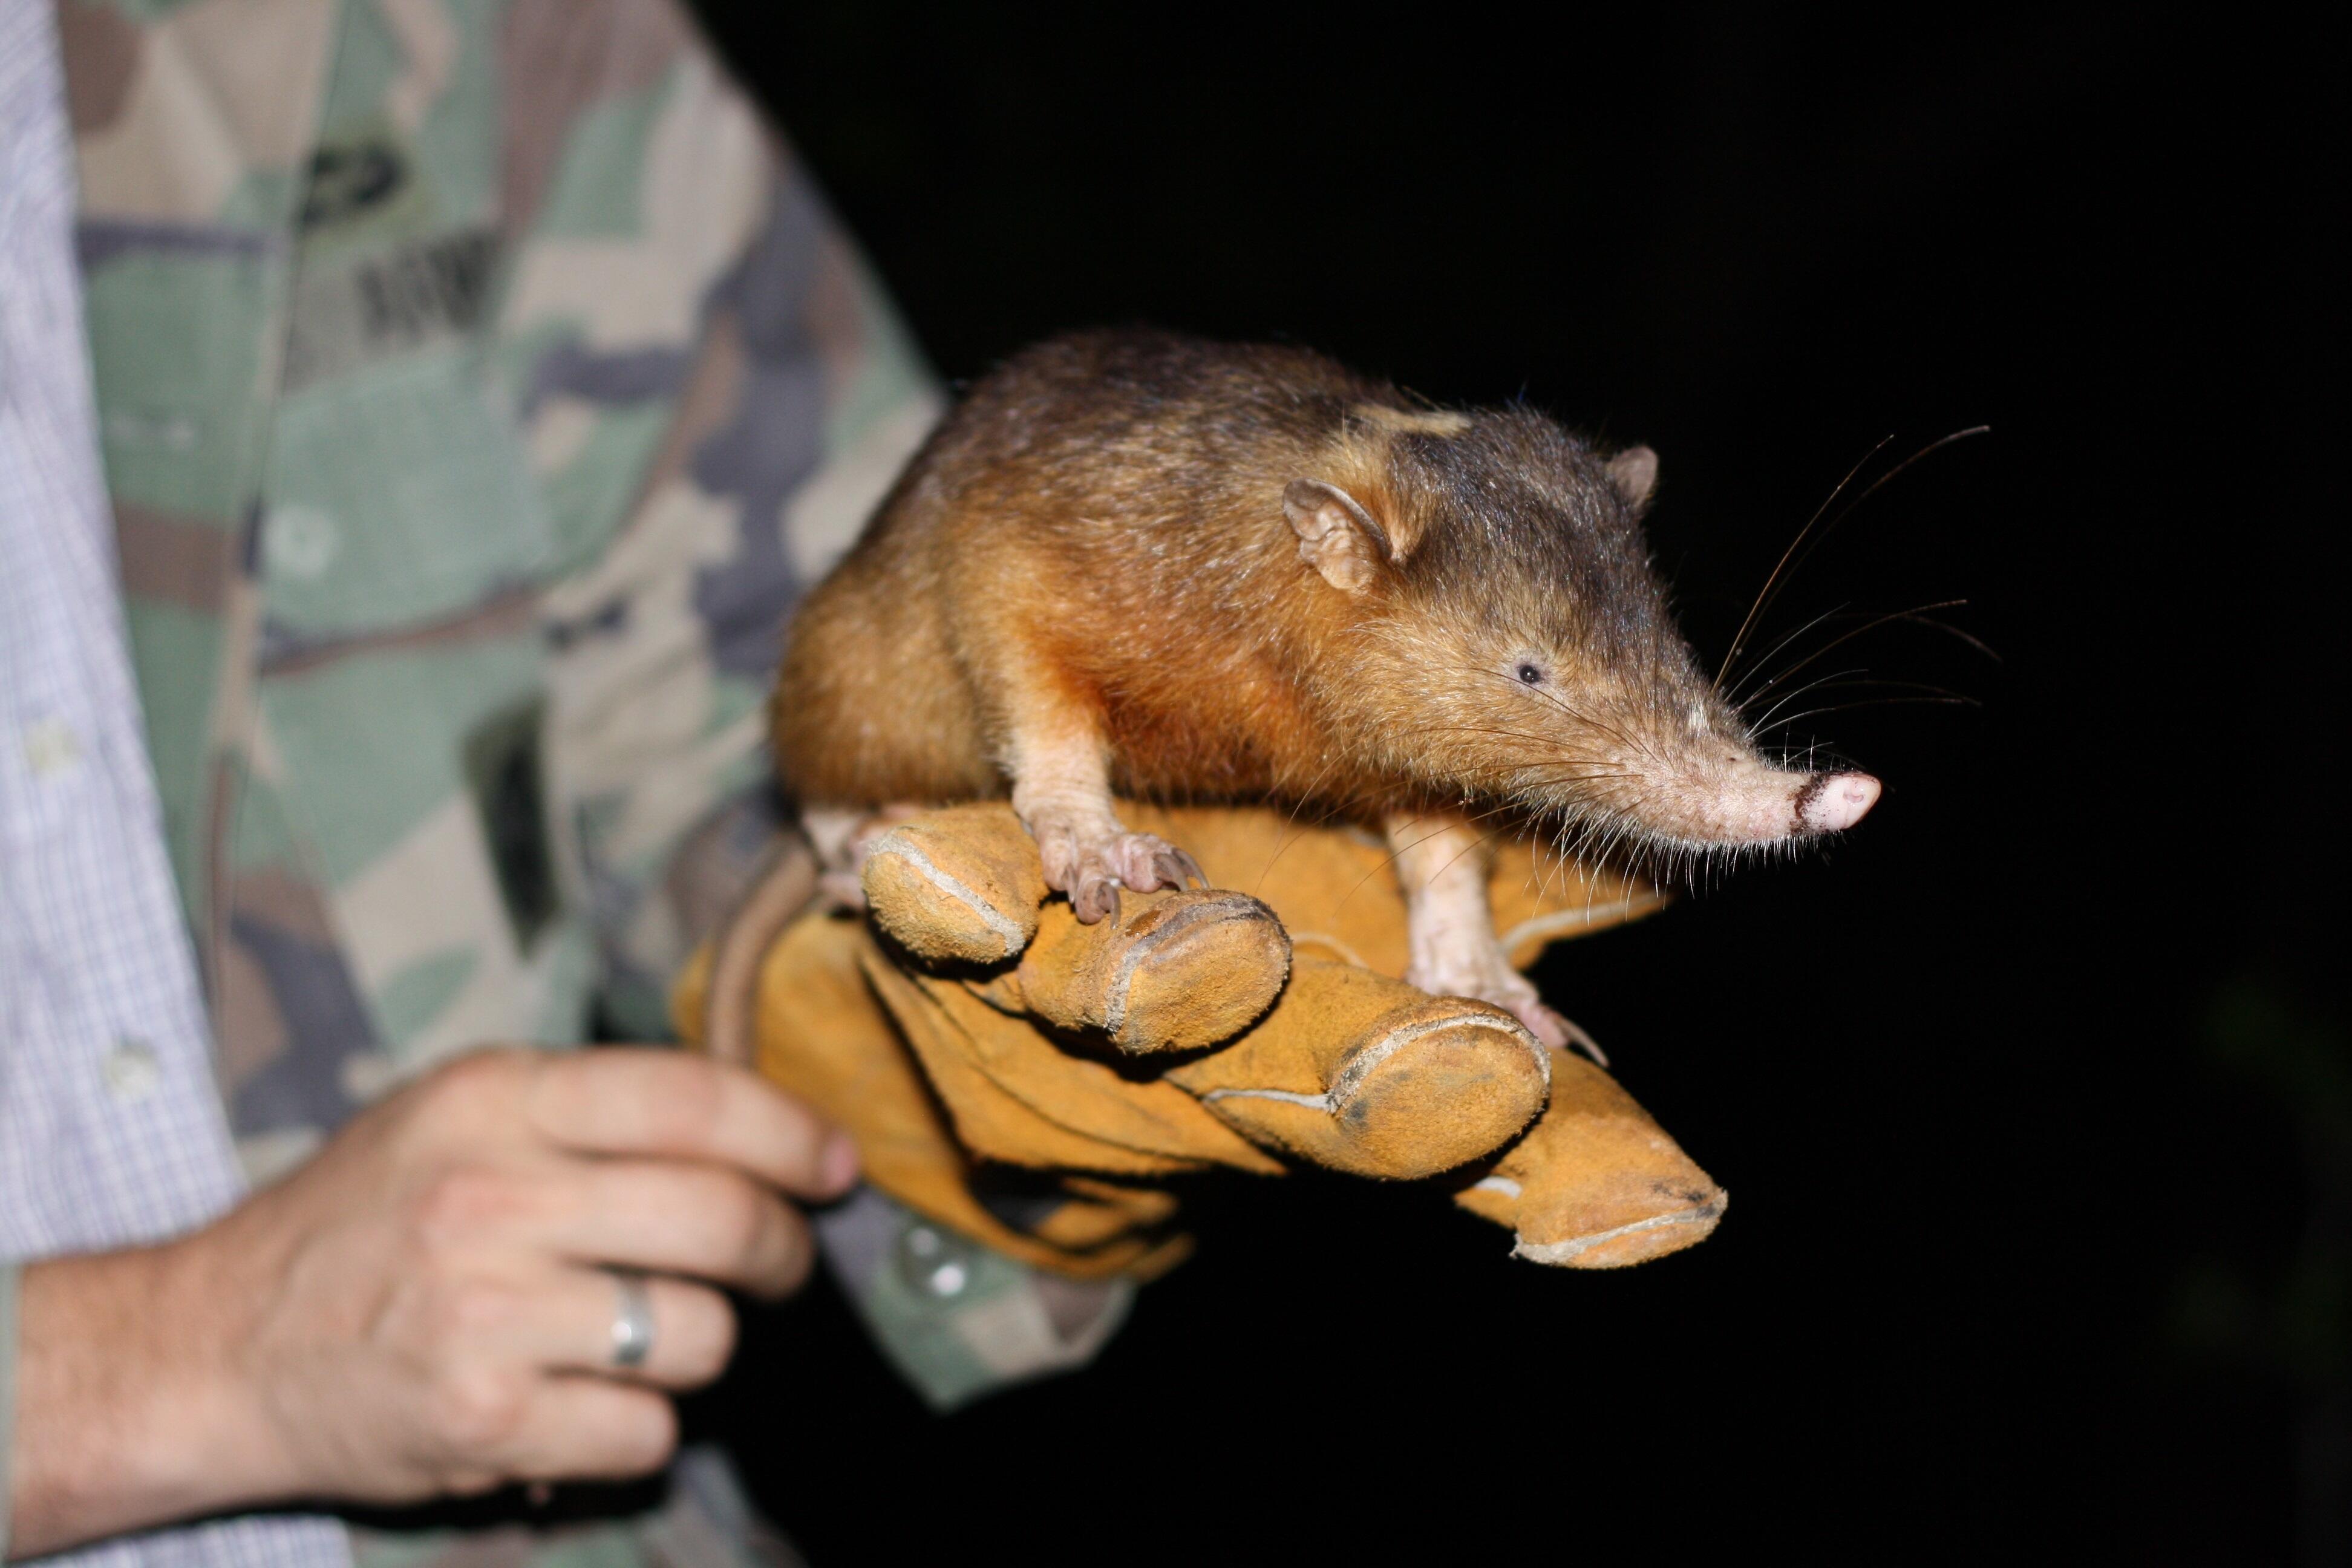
(895, 1220, 975, 1299)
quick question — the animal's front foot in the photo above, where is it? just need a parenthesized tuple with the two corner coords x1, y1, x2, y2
(1406, 944, 1607, 1067)
(1026, 810, 1207, 924)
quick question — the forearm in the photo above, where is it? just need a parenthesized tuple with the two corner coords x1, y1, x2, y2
(5, 1241, 284, 1559)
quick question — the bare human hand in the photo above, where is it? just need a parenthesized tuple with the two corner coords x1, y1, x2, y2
(8, 1047, 857, 1556)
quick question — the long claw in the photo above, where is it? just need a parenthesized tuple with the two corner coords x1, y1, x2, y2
(1171, 848, 1209, 890)
(1070, 878, 1120, 926)
(1552, 1010, 1609, 1068)
(1149, 849, 1200, 892)
(1511, 1000, 1567, 1053)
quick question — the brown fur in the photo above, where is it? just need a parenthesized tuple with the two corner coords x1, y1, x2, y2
(775, 328, 1769, 848)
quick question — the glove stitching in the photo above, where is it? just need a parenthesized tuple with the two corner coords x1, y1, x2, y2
(1200, 1086, 1332, 1111)
(1103, 893, 1273, 1042)
(1199, 1013, 1547, 1117)
(1325, 1013, 1546, 1110)
(872, 834, 1027, 958)
(1511, 1191, 1730, 1265)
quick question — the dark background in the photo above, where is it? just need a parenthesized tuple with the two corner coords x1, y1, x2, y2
(678, 7, 2344, 1561)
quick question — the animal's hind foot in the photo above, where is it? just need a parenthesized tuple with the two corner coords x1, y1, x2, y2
(806, 803, 926, 910)
(1027, 811, 1207, 925)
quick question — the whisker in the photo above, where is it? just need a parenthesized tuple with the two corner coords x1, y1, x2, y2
(1733, 431, 1989, 685)
(1714, 436, 1891, 694)
(1465, 666, 1657, 762)
(1756, 696, 1978, 731)
(1887, 612, 2004, 664)
(1748, 667, 1870, 733)
(1714, 428, 1990, 696)
(1248, 749, 1350, 892)
(1737, 599, 1970, 711)
(1780, 677, 1981, 704)
(1340, 815, 1486, 909)
(1723, 601, 1852, 708)
(1418, 722, 1627, 759)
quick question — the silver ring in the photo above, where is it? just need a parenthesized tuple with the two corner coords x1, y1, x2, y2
(607, 1269, 654, 1370)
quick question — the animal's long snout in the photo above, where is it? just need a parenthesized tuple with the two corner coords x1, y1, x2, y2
(1640, 758, 1883, 844)
(1795, 771, 1880, 834)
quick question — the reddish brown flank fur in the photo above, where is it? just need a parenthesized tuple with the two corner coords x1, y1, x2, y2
(774, 328, 1735, 838)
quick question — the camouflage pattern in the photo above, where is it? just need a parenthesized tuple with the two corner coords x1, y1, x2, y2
(56, 0, 1114, 1549)
(815, 1186, 1136, 1413)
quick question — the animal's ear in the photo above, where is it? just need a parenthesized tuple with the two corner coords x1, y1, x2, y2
(1283, 479, 1395, 594)
(1606, 445, 1659, 517)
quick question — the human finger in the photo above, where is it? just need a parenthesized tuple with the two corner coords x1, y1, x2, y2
(537, 1159, 817, 1298)
(498, 1376, 679, 1484)
(423, 1264, 740, 1392)
(522, 1050, 857, 1200)
(541, 1267, 738, 1390)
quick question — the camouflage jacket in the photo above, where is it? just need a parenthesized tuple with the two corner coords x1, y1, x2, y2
(52, 0, 1105, 1560)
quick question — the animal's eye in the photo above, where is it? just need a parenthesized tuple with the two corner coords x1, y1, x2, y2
(1515, 663, 1543, 685)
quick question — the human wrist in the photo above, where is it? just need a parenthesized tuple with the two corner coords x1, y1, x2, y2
(8, 1232, 294, 1555)
(150, 1214, 312, 1508)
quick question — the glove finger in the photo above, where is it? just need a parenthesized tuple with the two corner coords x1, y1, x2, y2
(1453, 1047, 1725, 1268)
(1016, 890, 1291, 1054)
(860, 803, 1048, 965)
(1169, 964, 1547, 1179)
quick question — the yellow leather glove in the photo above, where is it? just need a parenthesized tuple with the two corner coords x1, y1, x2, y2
(674, 802, 1725, 1279)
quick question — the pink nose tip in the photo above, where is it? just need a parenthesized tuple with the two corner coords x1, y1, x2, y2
(1799, 771, 1881, 833)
